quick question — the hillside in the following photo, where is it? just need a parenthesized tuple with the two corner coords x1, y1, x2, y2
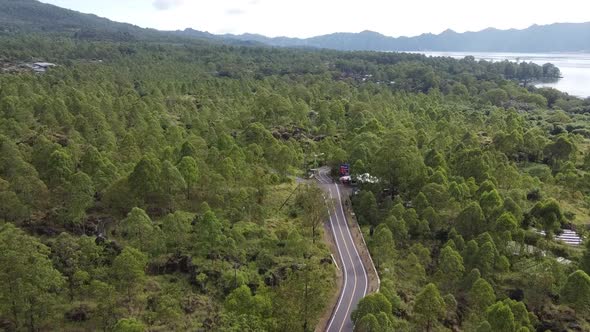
(0, 0, 157, 40)
(0, 0, 255, 44)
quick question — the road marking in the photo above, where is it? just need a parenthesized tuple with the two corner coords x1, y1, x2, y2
(319, 167, 371, 332)
(319, 168, 361, 332)
(335, 184, 369, 299)
(325, 186, 349, 332)
(331, 254, 340, 270)
(324, 167, 370, 297)
(332, 184, 360, 332)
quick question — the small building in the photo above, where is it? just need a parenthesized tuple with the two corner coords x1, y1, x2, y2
(31, 62, 57, 73)
(356, 173, 379, 184)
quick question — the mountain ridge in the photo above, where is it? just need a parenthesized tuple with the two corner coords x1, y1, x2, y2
(191, 21, 590, 52)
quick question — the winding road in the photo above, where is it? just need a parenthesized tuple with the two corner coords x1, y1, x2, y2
(316, 167, 369, 332)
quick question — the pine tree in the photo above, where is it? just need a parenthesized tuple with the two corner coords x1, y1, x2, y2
(413, 283, 445, 331)
(469, 278, 495, 312)
(118, 207, 164, 255)
(296, 183, 329, 243)
(372, 224, 396, 269)
(351, 293, 393, 325)
(65, 171, 95, 228)
(560, 270, 590, 313)
(111, 247, 148, 314)
(113, 318, 146, 332)
(456, 202, 486, 238)
(486, 302, 516, 332)
(437, 245, 465, 291)
(128, 156, 161, 204)
(177, 156, 199, 200)
(0, 223, 65, 330)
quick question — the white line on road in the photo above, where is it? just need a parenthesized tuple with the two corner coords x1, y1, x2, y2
(325, 186, 349, 332)
(331, 254, 340, 271)
(318, 167, 373, 332)
(331, 186, 358, 332)
(335, 183, 368, 328)
(319, 167, 369, 332)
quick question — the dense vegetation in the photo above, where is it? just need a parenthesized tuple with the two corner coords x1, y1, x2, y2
(0, 22, 590, 332)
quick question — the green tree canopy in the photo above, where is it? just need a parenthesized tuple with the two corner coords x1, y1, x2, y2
(351, 292, 393, 325)
(64, 171, 95, 227)
(436, 245, 465, 291)
(530, 198, 563, 237)
(111, 246, 148, 313)
(177, 156, 199, 200)
(118, 207, 164, 255)
(560, 270, 590, 313)
(0, 223, 65, 331)
(128, 156, 161, 203)
(413, 283, 445, 332)
(469, 277, 496, 312)
(296, 183, 329, 243)
(456, 202, 486, 239)
(355, 190, 379, 226)
(371, 224, 396, 269)
(113, 318, 146, 332)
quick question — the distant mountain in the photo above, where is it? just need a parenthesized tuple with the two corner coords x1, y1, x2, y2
(179, 23, 590, 53)
(1, 0, 589, 52)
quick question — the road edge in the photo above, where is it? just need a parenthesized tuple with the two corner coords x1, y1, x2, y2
(315, 221, 345, 332)
(340, 191, 380, 294)
(315, 183, 380, 331)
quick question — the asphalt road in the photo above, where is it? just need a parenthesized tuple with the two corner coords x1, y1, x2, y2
(316, 167, 369, 332)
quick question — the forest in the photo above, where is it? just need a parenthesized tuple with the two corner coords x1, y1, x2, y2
(0, 30, 589, 332)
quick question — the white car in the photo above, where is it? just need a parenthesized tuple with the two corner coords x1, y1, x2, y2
(339, 176, 351, 184)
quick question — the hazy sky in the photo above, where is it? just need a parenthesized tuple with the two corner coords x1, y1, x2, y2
(41, 0, 590, 38)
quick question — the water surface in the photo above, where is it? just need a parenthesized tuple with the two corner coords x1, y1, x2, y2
(418, 51, 590, 98)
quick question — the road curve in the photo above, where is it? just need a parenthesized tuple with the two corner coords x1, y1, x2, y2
(316, 167, 369, 332)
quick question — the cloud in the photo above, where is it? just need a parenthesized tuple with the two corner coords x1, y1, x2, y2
(153, 0, 184, 11)
(225, 8, 246, 15)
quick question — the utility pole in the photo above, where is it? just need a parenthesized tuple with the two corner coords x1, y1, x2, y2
(302, 252, 312, 332)
(303, 266, 309, 331)
(278, 183, 301, 212)
(233, 263, 240, 288)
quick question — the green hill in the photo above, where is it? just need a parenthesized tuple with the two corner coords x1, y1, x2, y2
(0, 0, 155, 40)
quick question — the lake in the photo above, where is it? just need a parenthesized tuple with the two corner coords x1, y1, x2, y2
(418, 52, 590, 99)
